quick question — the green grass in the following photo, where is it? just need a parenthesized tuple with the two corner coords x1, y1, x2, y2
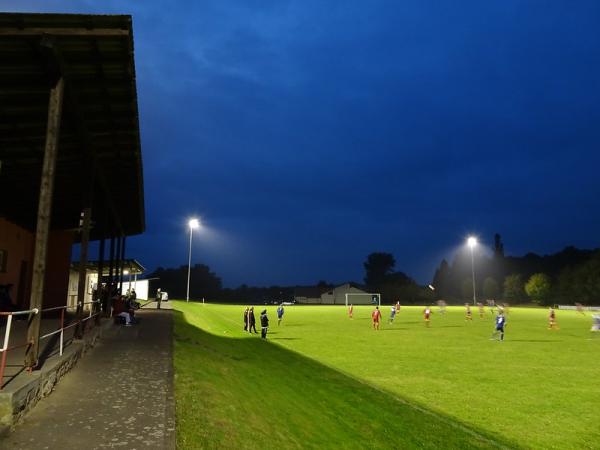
(173, 302, 600, 449)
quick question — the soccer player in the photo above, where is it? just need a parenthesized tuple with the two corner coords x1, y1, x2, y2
(490, 311, 506, 341)
(591, 314, 600, 333)
(423, 306, 432, 327)
(348, 303, 354, 319)
(465, 303, 473, 321)
(576, 303, 586, 315)
(389, 305, 396, 323)
(437, 300, 447, 315)
(478, 302, 485, 319)
(548, 307, 559, 330)
(277, 304, 285, 325)
(260, 309, 269, 339)
(395, 300, 401, 312)
(372, 306, 381, 330)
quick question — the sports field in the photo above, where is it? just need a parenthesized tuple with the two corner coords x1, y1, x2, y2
(173, 302, 599, 449)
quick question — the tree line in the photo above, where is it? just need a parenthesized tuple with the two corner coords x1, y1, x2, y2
(431, 234, 600, 305)
(147, 235, 600, 305)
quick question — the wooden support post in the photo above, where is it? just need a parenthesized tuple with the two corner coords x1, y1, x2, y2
(75, 207, 91, 338)
(106, 236, 115, 316)
(108, 236, 115, 284)
(25, 77, 64, 370)
(96, 238, 105, 322)
(119, 236, 127, 291)
(115, 236, 122, 292)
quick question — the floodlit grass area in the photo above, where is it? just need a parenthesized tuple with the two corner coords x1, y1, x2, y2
(173, 302, 600, 449)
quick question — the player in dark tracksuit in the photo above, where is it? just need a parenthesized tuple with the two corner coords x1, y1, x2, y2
(248, 307, 258, 333)
(491, 312, 506, 341)
(260, 309, 269, 339)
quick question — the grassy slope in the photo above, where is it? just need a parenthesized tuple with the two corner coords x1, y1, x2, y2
(174, 302, 599, 449)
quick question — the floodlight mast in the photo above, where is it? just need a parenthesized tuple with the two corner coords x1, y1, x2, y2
(186, 218, 200, 302)
(467, 236, 477, 306)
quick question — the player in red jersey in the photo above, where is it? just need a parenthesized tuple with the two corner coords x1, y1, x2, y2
(423, 306, 432, 327)
(548, 307, 559, 330)
(348, 303, 354, 319)
(371, 306, 381, 330)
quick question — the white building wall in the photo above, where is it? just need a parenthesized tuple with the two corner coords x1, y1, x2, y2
(67, 270, 97, 310)
(321, 284, 368, 304)
(121, 279, 149, 300)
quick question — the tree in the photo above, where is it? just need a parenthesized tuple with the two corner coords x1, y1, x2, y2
(493, 233, 504, 259)
(461, 278, 474, 301)
(525, 273, 552, 304)
(483, 277, 499, 299)
(432, 259, 450, 298)
(148, 264, 222, 300)
(364, 252, 395, 288)
(503, 274, 525, 302)
(556, 251, 600, 304)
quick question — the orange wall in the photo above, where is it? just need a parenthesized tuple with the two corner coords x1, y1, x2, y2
(0, 218, 74, 309)
(0, 218, 34, 308)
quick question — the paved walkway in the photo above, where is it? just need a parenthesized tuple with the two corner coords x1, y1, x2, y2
(1, 302, 175, 450)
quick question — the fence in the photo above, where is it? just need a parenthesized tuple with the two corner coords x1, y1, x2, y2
(0, 300, 102, 390)
(557, 305, 600, 311)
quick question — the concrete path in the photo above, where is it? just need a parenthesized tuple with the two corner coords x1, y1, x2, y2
(1, 302, 175, 450)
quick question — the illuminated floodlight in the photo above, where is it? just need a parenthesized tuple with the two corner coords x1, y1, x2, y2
(466, 236, 477, 305)
(186, 217, 201, 302)
(467, 236, 477, 248)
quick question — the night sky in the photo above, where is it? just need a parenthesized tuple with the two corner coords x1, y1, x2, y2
(9, 1, 600, 287)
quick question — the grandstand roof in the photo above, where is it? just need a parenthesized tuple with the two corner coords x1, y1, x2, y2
(0, 12, 144, 239)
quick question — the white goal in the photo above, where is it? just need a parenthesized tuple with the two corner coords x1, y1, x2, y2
(345, 292, 381, 307)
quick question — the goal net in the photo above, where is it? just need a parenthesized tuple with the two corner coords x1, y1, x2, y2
(345, 293, 381, 307)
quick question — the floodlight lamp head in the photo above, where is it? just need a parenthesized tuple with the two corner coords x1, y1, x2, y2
(123, 270, 129, 275)
(467, 236, 477, 248)
(188, 218, 200, 229)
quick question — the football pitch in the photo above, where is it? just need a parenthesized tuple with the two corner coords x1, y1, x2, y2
(173, 302, 599, 449)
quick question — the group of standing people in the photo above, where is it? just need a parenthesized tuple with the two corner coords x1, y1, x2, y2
(244, 305, 279, 339)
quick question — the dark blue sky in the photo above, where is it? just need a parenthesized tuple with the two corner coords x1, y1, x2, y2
(11, 1, 600, 287)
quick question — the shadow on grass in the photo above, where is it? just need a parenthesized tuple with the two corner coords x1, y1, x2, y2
(173, 309, 520, 450)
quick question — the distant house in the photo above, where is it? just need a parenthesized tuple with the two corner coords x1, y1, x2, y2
(294, 283, 374, 305)
(320, 283, 369, 304)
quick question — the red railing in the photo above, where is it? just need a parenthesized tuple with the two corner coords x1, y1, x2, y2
(0, 300, 102, 390)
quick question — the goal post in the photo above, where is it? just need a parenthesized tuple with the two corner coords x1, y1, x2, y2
(345, 292, 381, 307)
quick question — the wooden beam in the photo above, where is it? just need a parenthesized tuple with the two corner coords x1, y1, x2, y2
(25, 76, 64, 370)
(0, 28, 129, 37)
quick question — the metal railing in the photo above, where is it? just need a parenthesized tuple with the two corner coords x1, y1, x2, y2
(0, 300, 102, 390)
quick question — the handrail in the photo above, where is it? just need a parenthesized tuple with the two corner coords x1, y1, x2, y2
(0, 299, 104, 390)
(0, 308, 39, 317)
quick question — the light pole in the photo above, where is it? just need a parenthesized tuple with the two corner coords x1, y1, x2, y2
(187, 218, 200, 302)
(467, 236, 477, 306)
